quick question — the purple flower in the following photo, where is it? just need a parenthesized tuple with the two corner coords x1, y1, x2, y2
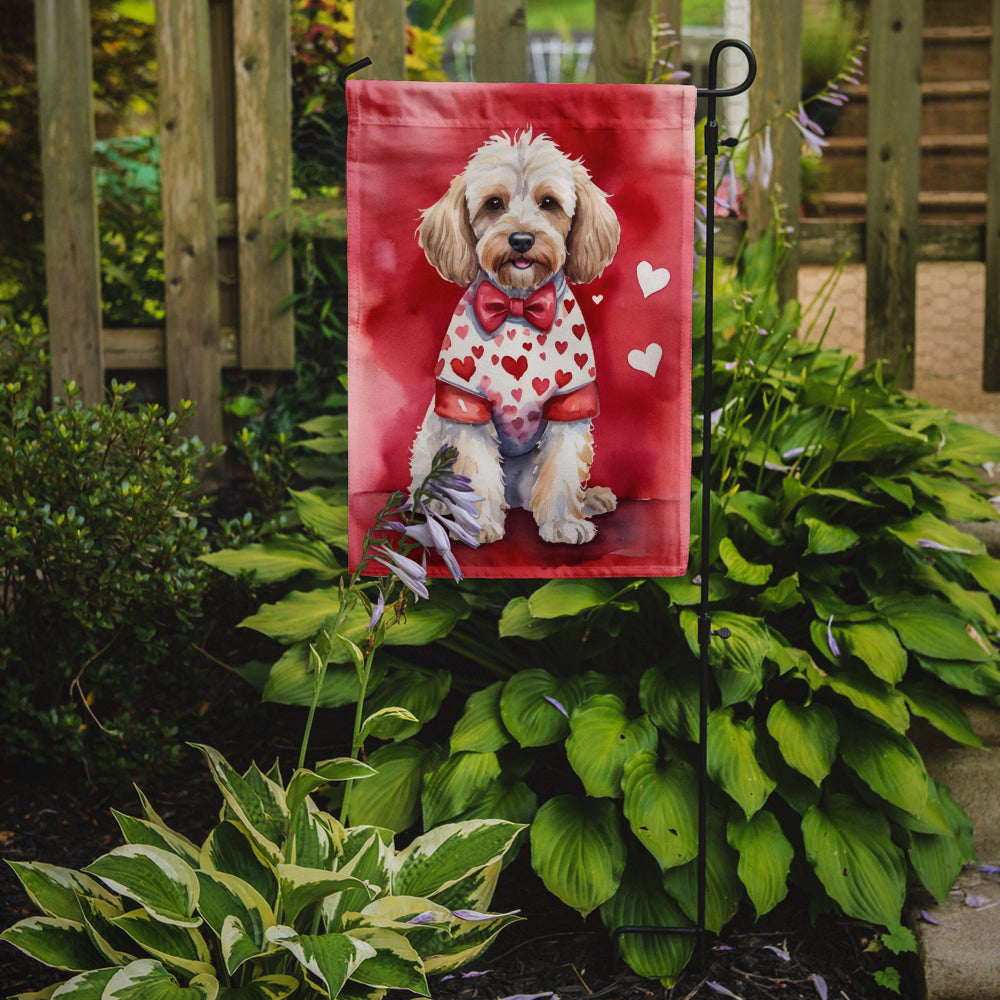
(747, 125, 774, 191)
(791, 104, 828, 156)
(370, 544, 429, 600)
(451, 908, 520, 921)
(407, 911, 438, 925)
(812, 974, 828, 1000)
(544, 695, 569, 718)
(367, 590, 385, 631)
(706, 983, 742, 999)
(826, 616, 841, 658)
(917, 538, 973, 554)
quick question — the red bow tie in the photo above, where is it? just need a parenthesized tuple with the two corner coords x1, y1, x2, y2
(473, 281, 558, 334)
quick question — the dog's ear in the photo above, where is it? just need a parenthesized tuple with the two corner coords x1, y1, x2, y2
(565, 163, 621, 284)
(417, 173, 479, 286)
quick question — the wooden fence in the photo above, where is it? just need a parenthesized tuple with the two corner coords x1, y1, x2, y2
(33, 0, 1000, 444)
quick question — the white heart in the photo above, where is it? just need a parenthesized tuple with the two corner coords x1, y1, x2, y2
(628, 343, 662, 378)
(637, 260, 670, 298)
(591, 294, 604, 305)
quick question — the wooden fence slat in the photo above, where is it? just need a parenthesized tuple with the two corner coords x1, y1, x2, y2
(355, 0, 407, 81)
(34, 0, 103, 405)
(594, 0, 652, 83)
(474, 0, 527, 82)
(746, 0, 801, 305)
(233, 0, 294, 370)
(864, 0, 923, 389)
(157, 0, 223, 444)
(983, 0, 1000, 389)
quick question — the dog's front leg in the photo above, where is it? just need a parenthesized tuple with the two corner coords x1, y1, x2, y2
(530, 419, 611, 544)
(410, 405, 507, 542)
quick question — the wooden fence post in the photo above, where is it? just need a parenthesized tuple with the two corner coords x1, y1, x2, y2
(864, 0, 923, 389)
(157, 0, 223, 444)
(233, 0, 294, 370)
(746, 0, 801, 305)
(474, 0, 527, 82)
(594, 0, 652, 84)
(355, 0, 407, 80)
(34, 0, 104, 405)
(983, 0, 1000, 390)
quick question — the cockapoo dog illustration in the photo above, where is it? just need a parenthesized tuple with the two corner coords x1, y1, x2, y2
(409, 129, 621, 544)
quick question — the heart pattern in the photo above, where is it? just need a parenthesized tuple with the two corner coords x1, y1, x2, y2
(637, 260, 670, 299)
(628, 343, 663, 378)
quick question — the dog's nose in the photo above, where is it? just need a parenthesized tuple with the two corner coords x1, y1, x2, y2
(508, 232, 535, 254)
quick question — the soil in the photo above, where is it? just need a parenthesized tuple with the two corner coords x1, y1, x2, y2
(0, 743, 913, 1000)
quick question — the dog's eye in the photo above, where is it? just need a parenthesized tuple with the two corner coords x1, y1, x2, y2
(539, 195, 561, 211)
(484, 196, 505, 212)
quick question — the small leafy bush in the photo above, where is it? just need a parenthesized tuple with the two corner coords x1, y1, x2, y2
(0, 317, 219, 782)
(1, 743, 523, 998)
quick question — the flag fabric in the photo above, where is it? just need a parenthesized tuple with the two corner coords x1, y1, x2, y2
(347, 79, 696, 578)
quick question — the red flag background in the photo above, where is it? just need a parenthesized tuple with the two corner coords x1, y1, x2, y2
(347, 80, 696, 577)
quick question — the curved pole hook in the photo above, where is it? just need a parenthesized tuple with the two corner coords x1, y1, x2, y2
(697, 38, 756, 99)
(338, 57, 373, 90)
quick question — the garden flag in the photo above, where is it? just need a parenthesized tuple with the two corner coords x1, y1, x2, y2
(347, 80, 696, 577)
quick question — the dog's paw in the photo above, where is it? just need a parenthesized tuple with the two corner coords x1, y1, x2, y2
(539, 517, 597, 545)
(582, 486, 617, 517)
(476, 509, 507, 543)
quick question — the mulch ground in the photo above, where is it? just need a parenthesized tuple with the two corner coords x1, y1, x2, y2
(1, 742, 913, 1000)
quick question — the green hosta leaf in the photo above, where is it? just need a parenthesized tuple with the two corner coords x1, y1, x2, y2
(966, 553, 1000, 597)
(718, 536, 772, 585)
(727, 811, 793, 918)
(680, 610, 770, 706)
(835, 621, 907, 684)
(911, 562, 1000, 633)
(453, 779, 538, 827)
(0, 916, 107, 971)
(362, 667, 451, 740)
(359, 706, 421, 742)
(347, 740, 442, 832)
(265, 926, 375, 998)
(866, 474, 914, 509)
(802, 793, 906, 926)
(765, 700, 838, 786)
(906, 472, 998, 522)
(724, 490, 784, 545)
(566, 695, 658, 798)
(450, 682, 511, 754)
(200, 822, 278, 910)
(886, 512, 985, 556)
(499, 670, 584, 747)
(916, 655, 1000, 697)
(874, 594, 995, 662)
(260, 643, 388, 709)
(200, 535, 342, 584)
(346, 926, 428, 994)
(839, 718, 928, 816)
(216, 975, 299, 1000)
(755, 573, 804, 614)
(421, 751, 502, 828)
(599, 853, 694, 987)
(639, 664, 699, 742)
(654, 573, 737, 606)
(901, 680, 982, 748)
(526, 579, 616, 618)
(802, 517, 859, 556)
(195, 871, 273, 974)
(707, 708, 776, 818)
(935, 421, 1000, 464)
(103, 959, 218, 1000)
(621, 751, 699, 871)
(835, 410, 927, 463)
(530, 795, 626, 917)
(807, 660, 910, 732)
(112, 812, 201, 868)
(84, 846, 200, 928)
(661, 810, 741, 933)
(191, 746, 287, 863)
(497, 596, 564, 639)
(277, 865, 374, 925)
(392, 820, 524, 901)
(4, 862, 118, 923)
(288, 489, 349, 547)
(111, 908, 214, 978)
(909, 827, 966, 905)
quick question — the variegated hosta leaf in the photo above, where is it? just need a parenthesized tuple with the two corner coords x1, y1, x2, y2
(4, 861, 118, 922)
(195, 871, 274, 974)
(529, 795, 626, 917)
(276, 864, 376, 925)
(285, 760, 375, 823)
(706, 707, 776, 819)
(265, 926, 375, 998)
(110, 908, 214, 979)
(420, 860, 501, 917)
(802, 793, 906, 926)
(191, 746, 288, 863)
(83, 845, 200, 928)
(214, 974, 299, 1000)
(391, 820, 524, 901)
(450, 682, 511, 754)
(499, 669, 585, 747)
(112, 811, 202, 868)
(288, 801, 344, 870)
(0, 916, 107, 971)
(344, 926, 429, 995)
(838, 718, 929, 817)
(727, 810, 793, 917)
(621, 751, 699, 871)
(421, 906, 522, 975)
(102, 958, 218, 999)
(77, 894, 136, 966)
(46, 966, 118, 997)
(347, 740, 442, 832)
(566, 695, 658, 799)
(200, 822, 279, 910)
(765, 700, 838, 786)
(323, 829, 393, 931)
(599, 854, 694, 987)
(421, 751, 501, 829)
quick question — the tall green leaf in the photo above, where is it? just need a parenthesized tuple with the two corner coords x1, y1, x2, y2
(727, 810, 793, 917)
(707, 708, 776, 818)
(765, 700, 838, 786)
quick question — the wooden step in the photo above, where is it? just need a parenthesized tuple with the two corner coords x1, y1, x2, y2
(922, 25, 993, 83)
(813, 190, 987, 222)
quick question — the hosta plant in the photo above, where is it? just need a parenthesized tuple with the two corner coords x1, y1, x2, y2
(1, 744, 523, 999)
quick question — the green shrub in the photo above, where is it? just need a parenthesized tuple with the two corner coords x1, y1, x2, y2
(0, 317, 220, 783)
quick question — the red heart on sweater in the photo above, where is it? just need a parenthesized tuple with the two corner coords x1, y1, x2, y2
(511, 388, 523, 402)
(574, 352, 589, 369)
(441, 335, 452, 350)
(472, 345, 484, 358)
(501, 355, 528, 381)
(555, 369, 572, 389)
(572, 323, 586, 340)
(455, 324, 470, 339)
(564, 298, 575, 314)
(555, 341, 568, 355)
(451, 356, 476, 382)
(532, 377, 550, 396)
(588, 366, 596, 377)
(537, 334, 548, 346)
